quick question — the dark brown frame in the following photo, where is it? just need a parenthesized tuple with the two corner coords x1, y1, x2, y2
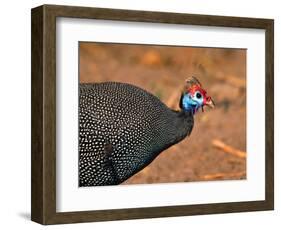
(31, 4, 274, 225)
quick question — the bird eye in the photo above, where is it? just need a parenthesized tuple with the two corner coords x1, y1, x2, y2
(196, 92, 202, 99)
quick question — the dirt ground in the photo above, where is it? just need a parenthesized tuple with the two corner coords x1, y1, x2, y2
(79, 42, 246, 184)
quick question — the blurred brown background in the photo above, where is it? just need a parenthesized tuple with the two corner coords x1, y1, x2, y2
(79, 42, 246, 184)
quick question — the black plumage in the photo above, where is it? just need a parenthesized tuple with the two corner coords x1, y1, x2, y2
(79, 82, 194, 186)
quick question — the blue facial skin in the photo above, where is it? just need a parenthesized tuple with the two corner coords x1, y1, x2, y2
(182, 91, 204, 114)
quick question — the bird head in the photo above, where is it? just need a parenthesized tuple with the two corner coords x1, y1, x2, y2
(180, 76, 215, 114)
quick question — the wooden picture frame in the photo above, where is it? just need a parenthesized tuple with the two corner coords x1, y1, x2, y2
(31, 4, 274, 225)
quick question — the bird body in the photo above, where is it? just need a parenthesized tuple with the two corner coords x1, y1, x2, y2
(79, 82, 194, 186)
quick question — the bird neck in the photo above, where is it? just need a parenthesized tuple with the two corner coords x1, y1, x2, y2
(167, 110, 194, 145)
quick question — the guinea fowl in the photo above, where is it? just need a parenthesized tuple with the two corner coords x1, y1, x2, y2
(79, 77, 214, 186)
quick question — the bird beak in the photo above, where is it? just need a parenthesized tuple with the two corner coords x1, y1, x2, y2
(205, 98, 215, 108)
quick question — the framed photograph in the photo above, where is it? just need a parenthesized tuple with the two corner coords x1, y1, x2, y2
(31, 4, 274, 224)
